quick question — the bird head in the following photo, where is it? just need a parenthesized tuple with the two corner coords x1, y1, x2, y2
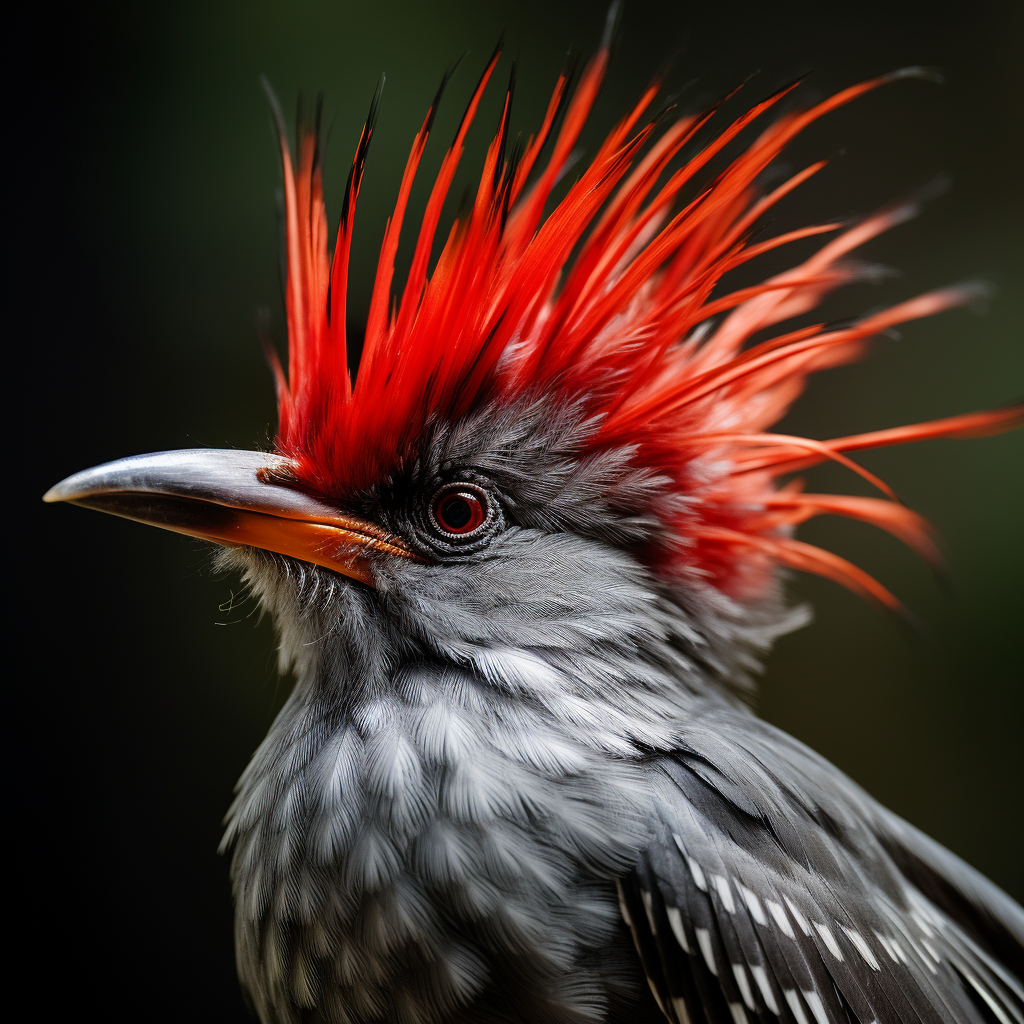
(45, 40, 1021, 708)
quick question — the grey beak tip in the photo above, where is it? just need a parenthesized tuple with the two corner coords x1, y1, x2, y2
(43, 478, 78, 503)
(44, 464, 104, 503)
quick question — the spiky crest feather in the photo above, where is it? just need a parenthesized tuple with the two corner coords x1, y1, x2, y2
(268, 44, 1021, 610)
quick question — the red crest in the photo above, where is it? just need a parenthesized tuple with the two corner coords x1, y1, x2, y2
(266, 43, 1020, 610)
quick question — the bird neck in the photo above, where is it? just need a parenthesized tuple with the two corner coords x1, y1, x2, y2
(214, 548, 797, 1020)
(220, 577, 663, 1021)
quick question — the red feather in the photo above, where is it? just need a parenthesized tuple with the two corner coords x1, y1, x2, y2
(268, 43, 1022, 610)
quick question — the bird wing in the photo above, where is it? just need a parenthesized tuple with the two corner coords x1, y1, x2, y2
(618, 706, 1024, 1024)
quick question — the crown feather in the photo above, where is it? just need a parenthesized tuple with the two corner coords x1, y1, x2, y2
(267, 42, 1021, 609)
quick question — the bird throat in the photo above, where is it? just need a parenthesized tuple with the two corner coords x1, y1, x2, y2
(213, 527, 796, 1022)
(217, 555, 667, 1023)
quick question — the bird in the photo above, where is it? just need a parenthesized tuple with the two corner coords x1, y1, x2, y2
(44, 21, 1024, 1024)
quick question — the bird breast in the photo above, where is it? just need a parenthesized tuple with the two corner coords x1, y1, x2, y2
(220, 653, 656, 1023)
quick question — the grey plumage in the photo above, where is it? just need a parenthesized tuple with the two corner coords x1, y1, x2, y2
(206, 399, 1021, 1024)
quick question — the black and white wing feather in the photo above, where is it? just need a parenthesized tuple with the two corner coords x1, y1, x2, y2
(620, 707, 1024, 1024)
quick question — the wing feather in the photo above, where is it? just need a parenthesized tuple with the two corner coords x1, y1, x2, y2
(623, 708, 1024, 1024)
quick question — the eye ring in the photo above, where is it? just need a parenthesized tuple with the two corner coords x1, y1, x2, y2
(429, 483, 491, 539)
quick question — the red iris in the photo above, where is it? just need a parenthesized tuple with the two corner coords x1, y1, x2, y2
(433, 488, 487, 535)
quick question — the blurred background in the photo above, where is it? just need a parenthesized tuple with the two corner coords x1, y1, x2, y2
(21, 0, 1021, 1018)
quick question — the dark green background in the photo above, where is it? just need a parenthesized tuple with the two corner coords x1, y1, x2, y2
(24, 0, 1021, 1018)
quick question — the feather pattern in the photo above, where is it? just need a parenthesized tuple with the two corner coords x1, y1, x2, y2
(622, 709, 1024, 1024)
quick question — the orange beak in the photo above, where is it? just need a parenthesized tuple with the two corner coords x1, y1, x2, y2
(43, 449, 421, 586)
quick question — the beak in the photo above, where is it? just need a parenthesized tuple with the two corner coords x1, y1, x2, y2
(43, 449, 420, 586)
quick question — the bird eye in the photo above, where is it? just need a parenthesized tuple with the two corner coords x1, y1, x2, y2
(430, 484, 489, 538)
